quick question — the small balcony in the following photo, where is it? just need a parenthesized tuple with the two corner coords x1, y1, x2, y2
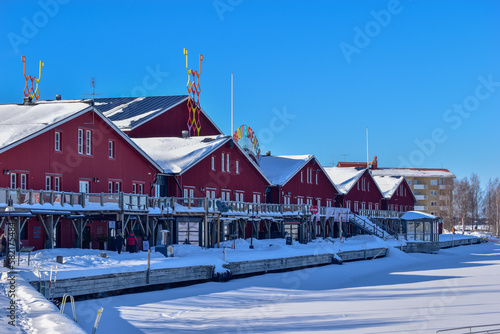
(414, 205, 428, 211)
(413, 184, 428, 190)
(415, 194, 428, 200)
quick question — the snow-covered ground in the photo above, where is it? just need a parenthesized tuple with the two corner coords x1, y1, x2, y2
(0, 234, 494, 333)
(71, 241, 500, 334)
(10, 236, 405, 281)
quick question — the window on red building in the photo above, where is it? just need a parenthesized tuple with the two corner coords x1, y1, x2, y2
(109, 140, 115, 158)
(54, 177, 61, 191)
(55, 131, 62, 152)
(45, 176, 51, 191)
(86, 130, 92, 155)
(10, 173, 17, 189)
(78, 129, 84, 154)
(20, 174, 27, 190)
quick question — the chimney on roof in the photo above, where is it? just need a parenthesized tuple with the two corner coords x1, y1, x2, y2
(266, 151, 271, 156)
(181, 130, 189, 138)
(56, 94, 61, 100)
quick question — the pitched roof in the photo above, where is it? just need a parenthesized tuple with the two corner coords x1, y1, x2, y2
(0, 101, 92, 152)
(371, 168, 455, 178)
(258, 155, 339, 192)
(85, 96, 223, 134)
(0, 101, 163, 171)
(258, 155, 313, 185)
(372, 175, 404, 199)
(323, 167, 366, 194)
(133, 136, 271, 183)
(132, 135, 229, 174)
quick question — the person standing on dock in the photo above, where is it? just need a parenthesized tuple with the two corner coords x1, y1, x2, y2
(127, 233, 137, 253)
(0, 231, 6, 258)
(115, 233, 124, 254)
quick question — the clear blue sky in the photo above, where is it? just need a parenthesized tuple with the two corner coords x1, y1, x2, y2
(1, 0, 499, 185)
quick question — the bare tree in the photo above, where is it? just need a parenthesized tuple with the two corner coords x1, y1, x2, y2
(469, 173, 483, 230)
(453, 177, 471, 231)
(484, 178, 500, 237)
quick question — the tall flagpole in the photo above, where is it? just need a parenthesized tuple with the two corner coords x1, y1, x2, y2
(366, 127, 369, 169)
(231, 73, 233, 136)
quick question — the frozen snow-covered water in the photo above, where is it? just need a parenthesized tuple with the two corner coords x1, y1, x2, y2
(73, 242, 500, 334)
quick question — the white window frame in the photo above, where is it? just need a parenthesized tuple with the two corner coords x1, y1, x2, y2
(54, 177, 60, 191)
(315, 172, 318, 185)
(55, 131, 61, 151)
(78, 129, 84, 154)
(221, 153, 225, 172)
(430, 190, 437, 196)
(139, 184, 144, 194)
(430, 179, 438, 186)
(20, 174, 27, 190)
(301, 171, 303, 183)
(407, 179, 412, 185)
(108, 181, 113, 193)
(132, 183, 137, 194)
(354, 201, 359, 212)
(45, 176, 51, 191)
(79, 180, 90, 193)
(346, 201, 351, 210)
(430, 201, 437, 207)
(86, 130, 92, 155)
(226, 154, 230, 172)
(375, 203, 379, 210)
(326, 199, 332, 207)
(10, 173, 17, 189)
(236, 160, 239, 174)
(115, 182, 120, 193)
(211, 156, 215, 170)
(109, 140, 114, 158)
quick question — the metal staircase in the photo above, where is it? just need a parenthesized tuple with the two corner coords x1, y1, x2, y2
(349, 214, 390, 239)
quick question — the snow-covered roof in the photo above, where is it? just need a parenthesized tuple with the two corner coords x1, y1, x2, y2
(401, 211, 438, 221)
(133, 135, 229, 174)
(258, 155, 313, 185)
(0, 101, 163, 172)
(372, 168, 455, 178)
(81, 96, 223, 134)
(0, 101, 92, 152)
(372, 175, 404, 199)
(323, 167, 366, 194)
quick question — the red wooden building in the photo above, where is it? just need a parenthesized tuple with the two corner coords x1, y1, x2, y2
(133, 135, 271, 244)
(0, 100, 162, 250)
(372, 175, 416, 212)
(91, 96, 223, 138)
(324, 167, 384, 213)
(258, 154, 340, 241)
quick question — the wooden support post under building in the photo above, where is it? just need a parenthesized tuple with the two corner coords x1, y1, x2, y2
(47, 215, 54, 249)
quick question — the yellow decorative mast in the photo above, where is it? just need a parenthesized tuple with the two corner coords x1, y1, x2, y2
(184, 48, 203, 136)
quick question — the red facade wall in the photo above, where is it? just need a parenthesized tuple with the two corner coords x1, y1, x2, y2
(0, 110, 160, 194)
(126, 103, 222, 138)
(166, 141, 269, 201)
(270, 159, 338, 207)
(342, 171, 384, 213)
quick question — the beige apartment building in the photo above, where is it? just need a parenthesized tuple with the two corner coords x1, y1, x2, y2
(337, 157, 455, 223)
(371, 168, 455, 219)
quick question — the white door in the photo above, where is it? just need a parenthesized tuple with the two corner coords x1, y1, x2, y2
(79, 181, 89, 193)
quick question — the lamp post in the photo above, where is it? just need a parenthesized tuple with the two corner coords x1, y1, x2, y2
(249, 205, 255, 249)
(4, 197, 14, 268)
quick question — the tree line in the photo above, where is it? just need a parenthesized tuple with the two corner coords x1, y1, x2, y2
(441, 173, 500, 236)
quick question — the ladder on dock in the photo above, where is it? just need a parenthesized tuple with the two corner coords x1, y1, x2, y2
(60, 294, 77, 323)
